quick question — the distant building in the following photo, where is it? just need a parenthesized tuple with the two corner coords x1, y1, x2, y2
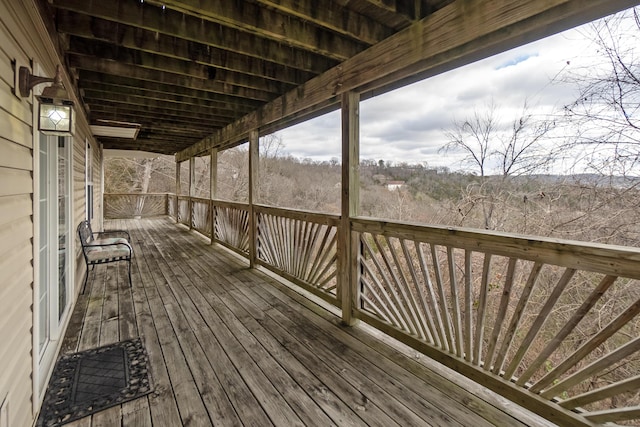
(372, 174, 388, 184)
(386, 180, 405, 191)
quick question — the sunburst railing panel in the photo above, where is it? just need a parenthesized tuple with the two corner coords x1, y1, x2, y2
(177, 196, 190, 226)
(191, 197, 212, 237)
(255, 205, 340, 306)
(104, 193, 169, 219)
(353, 217, 640, 426)
(213, 200, 250, 256)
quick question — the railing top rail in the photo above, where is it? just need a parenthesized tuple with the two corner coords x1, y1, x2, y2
(254, 204, 341, 226)
(104, 192, 171, 196)
(190, 196, 211, 203)
(211, 199, 250, 210)
(352, 216, 640, 279)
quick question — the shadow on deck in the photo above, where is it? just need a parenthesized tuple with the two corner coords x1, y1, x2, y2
(60, 217, 553, 427)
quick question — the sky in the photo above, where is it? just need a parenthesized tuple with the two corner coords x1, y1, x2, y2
(271, 8, 632, 174)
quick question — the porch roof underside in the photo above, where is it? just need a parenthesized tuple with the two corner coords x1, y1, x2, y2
(62, 217, 554, 426)
(40, 0, 639, 157)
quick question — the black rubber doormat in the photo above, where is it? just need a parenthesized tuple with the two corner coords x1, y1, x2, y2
(37, 338, 153, 427)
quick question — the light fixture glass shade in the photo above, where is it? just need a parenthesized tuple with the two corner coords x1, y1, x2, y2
(38, 99, 73, 135)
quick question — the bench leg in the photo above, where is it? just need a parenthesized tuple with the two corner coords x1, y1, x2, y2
(128, 259, 132, 288)
(82, 264, 89, 294)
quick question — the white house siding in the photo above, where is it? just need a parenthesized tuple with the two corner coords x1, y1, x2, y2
(0, 1, 99, 426)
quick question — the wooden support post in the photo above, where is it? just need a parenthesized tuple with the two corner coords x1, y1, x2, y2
(189, 157, 195, 229)
(175, 159, 180, 223)
(248, 130, 259, 267)
(340, 91, 360, 326)
(210, 148, 218, 245)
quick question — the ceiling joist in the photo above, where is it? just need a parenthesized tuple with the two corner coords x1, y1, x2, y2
(56, 12, 315, 85)
(52, 0, 345, 69)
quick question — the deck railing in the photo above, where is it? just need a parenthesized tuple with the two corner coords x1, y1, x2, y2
(104, 193, 169, 218)
(168, 193, 177, 218)
(105, 193, 640, 426)
(352, 217, 640, 426)
(212, 200, 250, 255)
(177, 195, 190, 226)
(191, 197, 212, 238)
(255, 204, 340, 307)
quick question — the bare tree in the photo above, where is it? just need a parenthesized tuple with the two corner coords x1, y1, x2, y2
(559, 7, 640, 174)
(442, 101, 498, 178)
(441, 102, 554, 229)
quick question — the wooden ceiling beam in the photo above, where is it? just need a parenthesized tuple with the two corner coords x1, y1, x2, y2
(67, 38, 290, 94)
(86, 99, 235, 123)
(177, 0, 639, 161)
(249, 0, 394, 44)
(93, 119, 220, 136)
(101, 139, 183, 154)
(332, 0, 413, 28)
(80, 81, 253, 114)
(68, 54, 276, 102)
(56, 14, 314, 85)
(82, 90, 242, 120)
(136, 129, 211, 140)
(113, 0, 368, 58)
(77, 70, 263, 110)
(51, 0, 344, 70)
(106, 133, 199, 152)
(135, 132, 201, 143)
(90, 109, 225, 129)
(127, 122, 218, 135)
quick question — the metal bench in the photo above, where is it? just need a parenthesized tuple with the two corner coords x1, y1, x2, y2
(77, 220, 133, 294)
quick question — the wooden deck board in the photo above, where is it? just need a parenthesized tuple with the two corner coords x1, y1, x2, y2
(56, 217, 556, 427)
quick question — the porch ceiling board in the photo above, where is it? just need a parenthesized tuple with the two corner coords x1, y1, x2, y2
(77, 71, 263, 110)
(51, 0, 344, 69)
(66, 40, 291, 94)
(68, 55, 277, 102)
(85, 100, 236, 124)
(79, 83, 255, 115)
(100, 138, 191, 153)
(89, 109, 225, 131)
(81, 90, 248, 119)
(57, 14, 315, 85)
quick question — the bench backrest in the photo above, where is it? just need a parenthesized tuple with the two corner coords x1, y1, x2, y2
(77, 220, 94, 246)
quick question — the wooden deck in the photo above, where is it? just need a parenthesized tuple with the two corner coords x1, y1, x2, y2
(60, 217, 554, 427)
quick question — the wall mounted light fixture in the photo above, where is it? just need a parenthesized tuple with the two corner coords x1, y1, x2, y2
(18, 64, 75, 136)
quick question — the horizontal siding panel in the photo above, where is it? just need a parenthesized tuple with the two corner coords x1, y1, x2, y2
(0, 167, 31, 196)
(0, 267, 32, 427)
(0, 194, 31, 226)
(0, 285, 30, 363)
(0, 242, 32, 290)
(0, 215, 32, 259)
(0, 78, 32, 126)
(1, 332, 33, 427)
(0, 106, 31, 148)
(0, 48, 14, 83)
(0, 136, 32, 170)
(0, 262, 31, 325)
(0, 7, 32, 67)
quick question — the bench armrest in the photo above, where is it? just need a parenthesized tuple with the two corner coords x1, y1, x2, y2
(93, 229, 131, 241)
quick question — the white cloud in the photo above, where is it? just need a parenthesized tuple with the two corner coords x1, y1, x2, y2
(273, 12, 623, 172)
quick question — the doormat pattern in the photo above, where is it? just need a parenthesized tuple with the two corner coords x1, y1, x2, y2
(37, 338, 153, 427)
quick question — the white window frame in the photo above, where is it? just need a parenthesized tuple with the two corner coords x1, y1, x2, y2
(86, 138, 94, 221)
(31, 63, 75, 413)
